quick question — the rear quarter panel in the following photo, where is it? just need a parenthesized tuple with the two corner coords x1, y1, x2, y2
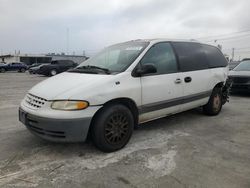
(208, 67, 228, 89)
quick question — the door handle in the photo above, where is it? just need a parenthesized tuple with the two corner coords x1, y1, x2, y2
(184, 77, 192, 83)
(175, 78, 182, 84)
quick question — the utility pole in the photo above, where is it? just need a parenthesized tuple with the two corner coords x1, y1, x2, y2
(66, 28, 69, 55)
(231, 48, 235, 62)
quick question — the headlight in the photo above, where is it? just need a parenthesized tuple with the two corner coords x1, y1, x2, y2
(51, 100, 89, 110)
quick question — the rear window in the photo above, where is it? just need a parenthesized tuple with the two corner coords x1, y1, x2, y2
(201, 44, 228, 68)
(172, 42, 208, 72)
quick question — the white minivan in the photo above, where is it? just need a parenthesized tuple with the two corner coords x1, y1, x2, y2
(19, 39, 230, 152)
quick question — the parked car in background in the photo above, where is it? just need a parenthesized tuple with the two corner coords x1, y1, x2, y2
(27, 63, 46, 69)
(36, 60, 78, 76)
(19, 39, 230, 152)
(228, 61, 240, 70)
(0, 62, 27, 73)
(229, 60, 250, 93)
(241, 58, 250, 61)
(28, 64, 47, 74)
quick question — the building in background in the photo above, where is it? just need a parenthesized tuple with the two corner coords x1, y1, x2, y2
(0, 53, 88, 65)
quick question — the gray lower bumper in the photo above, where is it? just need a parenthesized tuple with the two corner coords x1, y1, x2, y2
(19, 108, 92, 142)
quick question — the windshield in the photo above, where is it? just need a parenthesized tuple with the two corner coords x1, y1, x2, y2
(233, 60, 250, 71)
(76, 41, 149, 73)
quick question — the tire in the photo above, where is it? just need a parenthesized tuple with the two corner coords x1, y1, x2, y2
(91, 104, 134, 152)
(203, 87, 222, 116)
(20, 68, 26, 72)
(50, 69, 57, 76)
(0, 68, 6, 73)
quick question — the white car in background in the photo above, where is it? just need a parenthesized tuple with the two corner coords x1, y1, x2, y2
(19, 39, 230, 152)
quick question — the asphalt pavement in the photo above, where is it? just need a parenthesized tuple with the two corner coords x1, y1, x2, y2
(0, 73, 250, 188)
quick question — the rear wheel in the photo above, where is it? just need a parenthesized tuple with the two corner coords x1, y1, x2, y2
(0, 68, 6, 73)
(91, 104, 134, 152)
(50, 69, 57, 76)
(203, 87, 222, 116)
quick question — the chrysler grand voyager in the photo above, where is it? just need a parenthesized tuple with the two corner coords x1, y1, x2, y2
(19, 39, 229, 152)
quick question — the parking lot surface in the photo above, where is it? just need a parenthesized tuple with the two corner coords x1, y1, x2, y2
(0, 73, 250, 188)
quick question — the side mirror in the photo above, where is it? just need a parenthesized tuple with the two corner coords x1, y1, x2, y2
(134, 64, 157, 76)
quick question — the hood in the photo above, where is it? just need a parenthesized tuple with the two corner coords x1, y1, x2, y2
(229, 71, 250, 77)
(29, 72, 114, 100)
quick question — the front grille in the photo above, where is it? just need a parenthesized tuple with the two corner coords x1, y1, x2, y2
(231, 77, 250, 84)
(24, 93, 47, 109)
(26, 117, 66, 138)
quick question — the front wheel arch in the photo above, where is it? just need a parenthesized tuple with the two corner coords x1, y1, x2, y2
(101, 98, 139, 126)
(87, 98, 139, 140)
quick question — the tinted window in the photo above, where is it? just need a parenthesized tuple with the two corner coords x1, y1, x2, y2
(172, 42, 208, 72)
(202, 44, 228, 68)
(140, 42, 178, 74)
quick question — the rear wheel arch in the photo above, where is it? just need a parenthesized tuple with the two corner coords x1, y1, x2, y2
(214, 81, 224, 89)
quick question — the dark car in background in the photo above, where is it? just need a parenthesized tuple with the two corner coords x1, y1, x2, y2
(228, 61, 240, 70)
(36, 60, 78, 76)
(229, 60, 250, 93)
(28, 64, 47, 74)
(27, 63, 48, 69)
(0, 62, 27, 73)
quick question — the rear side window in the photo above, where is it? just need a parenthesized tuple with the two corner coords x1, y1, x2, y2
(172, 42, 208, 72)
(202, 45, 228, 68)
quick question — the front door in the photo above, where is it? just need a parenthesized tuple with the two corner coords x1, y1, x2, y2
(139, 42, 184, 123)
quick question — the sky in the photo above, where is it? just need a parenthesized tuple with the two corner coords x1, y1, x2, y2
(0, 0, 250, 59)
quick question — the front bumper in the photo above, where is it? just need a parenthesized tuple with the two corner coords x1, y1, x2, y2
(19, 107, 92, 142)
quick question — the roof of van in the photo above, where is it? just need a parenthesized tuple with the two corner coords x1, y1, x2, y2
(128, 38, 205, 44)
(132, 38, 198, 42)
(126, 38, 218, 49)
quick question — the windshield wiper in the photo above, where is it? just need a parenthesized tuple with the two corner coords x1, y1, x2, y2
(68, 68, 98, 74)
(76, 65, 111, 74)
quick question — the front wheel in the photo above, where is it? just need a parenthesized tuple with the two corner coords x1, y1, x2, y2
(20, 68, 26, 72)
(91, 104, 134, 152)
(203, 88, 222, 116)
(50, 69, 57, 76)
